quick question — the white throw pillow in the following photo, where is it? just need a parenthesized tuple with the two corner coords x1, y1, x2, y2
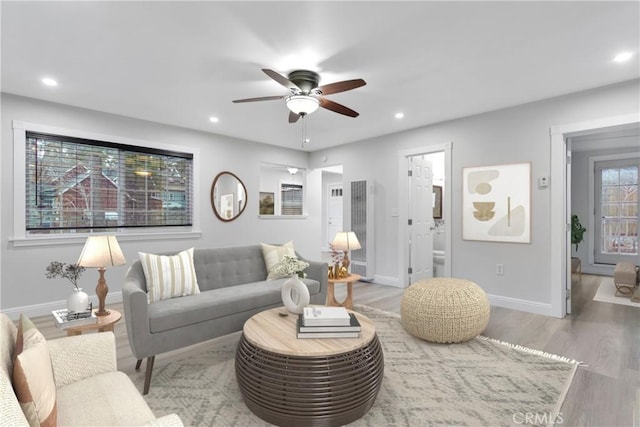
(13, 314, 57, 427)
(139, 248, 200, 303)
(261, 241, 296, 280)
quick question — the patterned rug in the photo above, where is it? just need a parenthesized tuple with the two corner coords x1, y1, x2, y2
(135, 305, 580, 426)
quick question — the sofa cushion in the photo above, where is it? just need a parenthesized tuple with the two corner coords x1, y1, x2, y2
(139, 248, 200, 303)
(261, 241, 296, 280)
(148, 278, 321, 333)
(13, 314, 57, 427)
(56, 371, 155, 426)
(193, 246, 269, 290)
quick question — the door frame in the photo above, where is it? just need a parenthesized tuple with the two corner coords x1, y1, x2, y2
(549, 113, 639, 318)
(398, 142, 453, 288)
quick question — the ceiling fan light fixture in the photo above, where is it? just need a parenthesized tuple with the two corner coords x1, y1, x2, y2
(285, 95, 319, 115)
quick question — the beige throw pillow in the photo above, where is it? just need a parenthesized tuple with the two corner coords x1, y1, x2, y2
(13, 314, 57, 427)
(139, 248, 200, 303)
(261, 241, 296, 280)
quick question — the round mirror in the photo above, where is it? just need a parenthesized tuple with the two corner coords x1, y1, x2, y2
(211, 171, 247, 222)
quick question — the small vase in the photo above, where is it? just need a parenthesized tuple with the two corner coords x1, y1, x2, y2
(281, 275, 310, 314)
(67, 288, 89, 313)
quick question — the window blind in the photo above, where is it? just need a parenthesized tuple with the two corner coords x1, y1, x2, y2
(281, 183, 303, 215)
(25, 132, 193, 233)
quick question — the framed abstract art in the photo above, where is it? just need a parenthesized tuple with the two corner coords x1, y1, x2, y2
(462, 162, 531, 243)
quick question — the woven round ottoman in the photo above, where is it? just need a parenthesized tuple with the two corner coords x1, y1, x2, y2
(401, 278, 490, 343)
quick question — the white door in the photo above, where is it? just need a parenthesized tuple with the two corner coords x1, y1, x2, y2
(327, 184, 343, 245)
(409, 156, 434, 282)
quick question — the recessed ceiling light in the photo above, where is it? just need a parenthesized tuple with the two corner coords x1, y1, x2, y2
(209, 116, 219, 123)
(613, 52, 633, 63)
(41, 77, 58, 87)
(395, 112, 404, 119)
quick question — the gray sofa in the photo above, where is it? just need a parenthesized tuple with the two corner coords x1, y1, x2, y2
(122, 244, 328, 394)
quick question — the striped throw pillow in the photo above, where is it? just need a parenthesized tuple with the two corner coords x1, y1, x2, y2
(139, 248, 200, 303)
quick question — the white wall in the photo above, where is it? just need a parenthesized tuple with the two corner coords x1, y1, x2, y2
(3, 79, 639, 317)
(310, 79, 640, 314)
(1, 93, 323, 316)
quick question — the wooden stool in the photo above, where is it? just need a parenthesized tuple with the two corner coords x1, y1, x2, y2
(613, 262, 639, 297)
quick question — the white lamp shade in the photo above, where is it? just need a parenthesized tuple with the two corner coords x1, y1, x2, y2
(331, 231, 362, 251)
(77, 235, 126, 268)
(286, 95, 319, 115)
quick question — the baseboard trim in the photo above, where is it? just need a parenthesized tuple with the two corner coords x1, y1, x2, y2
(2, 291, 123, 321)
(487, 293, 553, 317)
(371, 275, 404, 288)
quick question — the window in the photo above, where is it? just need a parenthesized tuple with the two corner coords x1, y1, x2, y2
(281, 183, 303, 215)
(594, 159, 638, 264)
(25, 131, 193, 234)
(258, 162, 307, 218)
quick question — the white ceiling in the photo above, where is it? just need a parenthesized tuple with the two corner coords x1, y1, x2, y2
(2, 1, 638, 152)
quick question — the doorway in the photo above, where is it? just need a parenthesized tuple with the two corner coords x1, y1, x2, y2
(549, 113, 639, 318)
(320, 165, 344, 251)
(398, 143, 453, 288)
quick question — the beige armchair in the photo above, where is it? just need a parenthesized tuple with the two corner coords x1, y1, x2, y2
(1, 313, 182, 427)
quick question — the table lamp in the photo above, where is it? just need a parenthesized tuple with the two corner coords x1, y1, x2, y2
(77, 235, 126, 316)
(331, 231, 361, 271)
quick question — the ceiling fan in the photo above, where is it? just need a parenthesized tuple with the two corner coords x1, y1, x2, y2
(232, 69, 366, 123)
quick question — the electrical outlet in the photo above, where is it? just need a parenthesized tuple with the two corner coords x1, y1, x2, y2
(496, 264, 504, 275)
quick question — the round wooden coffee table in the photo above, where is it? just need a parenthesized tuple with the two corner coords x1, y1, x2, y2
(235, 307, 383, 427)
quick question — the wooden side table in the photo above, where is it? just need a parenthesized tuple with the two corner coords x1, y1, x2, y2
(65, 309, 122, 336)
(327, 273, 361, 310)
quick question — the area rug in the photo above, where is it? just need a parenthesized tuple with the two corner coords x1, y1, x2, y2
(593, 277, 640, 308)
(136, 305, 580, 426)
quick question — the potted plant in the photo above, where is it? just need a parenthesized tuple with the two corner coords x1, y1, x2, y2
(46, 262, 89, 312)
(571, 215, 587, 252)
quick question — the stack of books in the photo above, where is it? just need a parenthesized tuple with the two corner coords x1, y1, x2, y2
(51, 307, 97, 330)
(297, 306, 361, 339)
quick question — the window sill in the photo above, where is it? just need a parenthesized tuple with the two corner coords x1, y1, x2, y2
(10, 229, 202, 247)
(258, 215, 308, 220)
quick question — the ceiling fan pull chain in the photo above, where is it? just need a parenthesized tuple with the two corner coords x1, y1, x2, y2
(302, 115, 307, 148)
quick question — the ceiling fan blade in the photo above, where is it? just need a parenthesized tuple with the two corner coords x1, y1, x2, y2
(232, 95, 284, 103)
(288, 111, 300, 123)
(319, 97, 359, 117)
(316, 79, 366, 95)
(262, 69, 300, 91)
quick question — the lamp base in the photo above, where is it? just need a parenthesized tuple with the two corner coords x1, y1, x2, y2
(95, 267, 110, 317)
(342, 251, 350, 271)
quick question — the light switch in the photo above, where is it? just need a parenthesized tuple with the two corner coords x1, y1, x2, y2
(538, 176, 549, 188)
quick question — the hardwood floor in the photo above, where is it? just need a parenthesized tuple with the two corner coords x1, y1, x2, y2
(29, 274, 638, 426)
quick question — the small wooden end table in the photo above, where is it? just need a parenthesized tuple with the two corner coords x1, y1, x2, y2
(327, 273, 361, 310)
(65, 309, 122, 337)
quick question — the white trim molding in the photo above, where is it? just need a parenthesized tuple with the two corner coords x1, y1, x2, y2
(487, 294, 553, 317)
(2, 291, 123, 321)
(372, 275, 402, 288)
(11, 120, 201, 245)
(549, 113, 640, 318)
